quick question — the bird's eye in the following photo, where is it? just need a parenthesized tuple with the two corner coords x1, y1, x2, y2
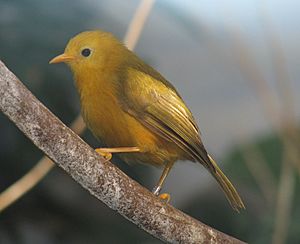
(81, 48, 91, 57)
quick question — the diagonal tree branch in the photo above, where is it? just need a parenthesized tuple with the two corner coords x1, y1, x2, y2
(0, 60, 244, 243)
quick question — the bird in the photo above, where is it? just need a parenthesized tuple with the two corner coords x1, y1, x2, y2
(49, 30, 245, 212)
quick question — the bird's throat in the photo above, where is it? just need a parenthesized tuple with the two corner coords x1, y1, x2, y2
(74, 70, 124, 141)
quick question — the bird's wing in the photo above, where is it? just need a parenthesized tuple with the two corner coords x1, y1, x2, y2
(120, 66, 215, 172)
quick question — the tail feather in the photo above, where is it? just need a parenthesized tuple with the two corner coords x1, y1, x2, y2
(207, 154, 245, 212)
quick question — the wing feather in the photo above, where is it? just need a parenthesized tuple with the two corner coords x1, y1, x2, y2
(121, 66, 215, 172)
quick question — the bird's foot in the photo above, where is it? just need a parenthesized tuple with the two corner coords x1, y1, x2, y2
(95, 148, 112, 160)
(95, 147, 140, 161)
(152, 186, 171, 203)
(158, 193, 171, 203)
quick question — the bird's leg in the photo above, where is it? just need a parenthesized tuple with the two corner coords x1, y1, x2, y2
(95, 147, 140, 161)
(152, 160, 175, 203)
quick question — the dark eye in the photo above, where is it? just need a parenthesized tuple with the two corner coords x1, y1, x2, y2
(81, 48, 91, 57)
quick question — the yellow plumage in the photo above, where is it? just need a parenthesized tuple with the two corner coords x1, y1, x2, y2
(50, 30, 245, 211)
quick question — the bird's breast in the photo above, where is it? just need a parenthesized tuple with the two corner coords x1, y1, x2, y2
(75, 74, 181, 166)
(76, 75, 155, 147)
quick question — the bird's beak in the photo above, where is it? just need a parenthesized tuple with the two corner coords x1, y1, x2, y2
(49, 53, 75, 64)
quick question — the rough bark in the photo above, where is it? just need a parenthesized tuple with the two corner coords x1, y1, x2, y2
(0, 60, 245, 244)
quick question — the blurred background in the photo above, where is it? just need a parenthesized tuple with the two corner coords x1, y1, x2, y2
(0, 0, 299, 243)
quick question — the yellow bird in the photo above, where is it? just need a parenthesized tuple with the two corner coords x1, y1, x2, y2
(50, 30, 245, 211)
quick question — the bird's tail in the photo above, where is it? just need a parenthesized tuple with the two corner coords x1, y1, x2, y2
(207, 154, 245, 212)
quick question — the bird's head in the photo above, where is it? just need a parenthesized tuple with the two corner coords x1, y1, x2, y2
(49, 30, 124, 73)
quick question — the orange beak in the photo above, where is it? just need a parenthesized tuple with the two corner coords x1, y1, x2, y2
(49, 53, 75, 64)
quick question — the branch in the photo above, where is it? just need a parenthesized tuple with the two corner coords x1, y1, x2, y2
(0, 61, 244, 243)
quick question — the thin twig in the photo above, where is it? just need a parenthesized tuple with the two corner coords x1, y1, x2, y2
(231, 32, 280, 128)
(272, 157, 295, 244)
(240, 144, 275, 206)
(124, 0, 155, 50)
(0, 157, 54, 210)
(0, 115, 84, 211)
(0, 0, 155, 212)
(260, 5, 298, 244)
(225, 6, 299, 244)
(201, 8, 277, 204)
(0, 60, 245, 244)
(227, 14, 300, 174)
